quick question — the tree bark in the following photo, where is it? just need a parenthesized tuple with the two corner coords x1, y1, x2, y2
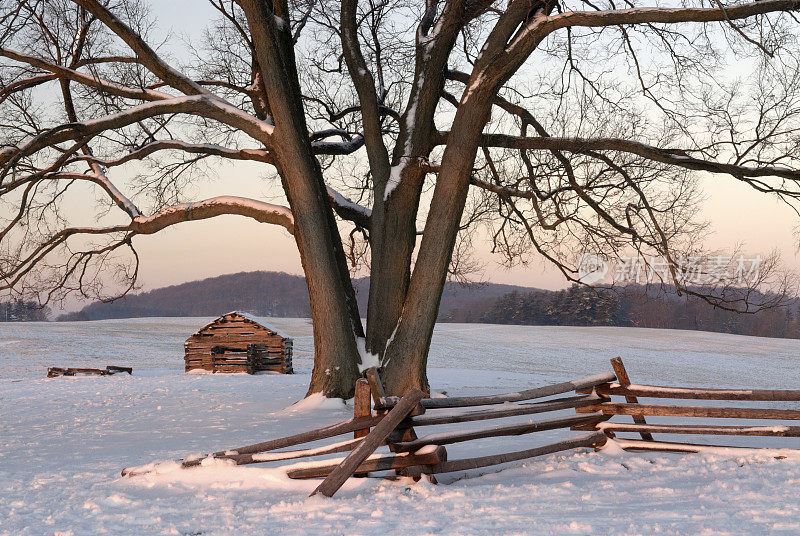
(363, 8, 465, 369)
(381, 96, 493, 395)
(240, 0, 363, 398)
(364, 166, 424, 359)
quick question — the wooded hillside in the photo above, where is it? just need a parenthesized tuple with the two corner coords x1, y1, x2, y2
(57, 271, 535, 322)
(56, 273, 800, 340)
(0, 300, 50, 322)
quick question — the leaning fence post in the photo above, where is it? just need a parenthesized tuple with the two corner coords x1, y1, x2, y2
(364, 367, 386, 404)
(362, 367, 432, 480)
(311, 388, 425, 498)
(610, 356, 654, 441)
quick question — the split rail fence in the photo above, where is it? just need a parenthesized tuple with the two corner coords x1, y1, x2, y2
(123, 367, 613, 496)
(578, 357, 800, 455)
(122, 358, 800, 497)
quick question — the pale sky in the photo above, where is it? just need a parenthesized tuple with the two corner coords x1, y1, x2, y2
(129, 173, 800, 291)
(62, 2, 800, 307)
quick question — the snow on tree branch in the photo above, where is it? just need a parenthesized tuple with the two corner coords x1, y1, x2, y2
(129, 196, 294, 235)
(326, 186, 372, 230)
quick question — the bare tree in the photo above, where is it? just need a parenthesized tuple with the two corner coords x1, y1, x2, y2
(1, 0, 799, 397)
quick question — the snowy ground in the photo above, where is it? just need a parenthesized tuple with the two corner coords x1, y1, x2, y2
(1, 318, 800, 535)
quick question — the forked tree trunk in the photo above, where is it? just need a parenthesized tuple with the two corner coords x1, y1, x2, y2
(364, 166, 424, 357)
(363, 38, 455, 379)
(375, 6, 536, 395)
(244, 0, 501, 398)
(380, 99, 493, 395)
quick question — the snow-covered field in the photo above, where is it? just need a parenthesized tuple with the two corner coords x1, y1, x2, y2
(1, 318, 800, 535)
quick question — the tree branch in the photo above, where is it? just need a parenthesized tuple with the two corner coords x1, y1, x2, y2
(327, 185, 371, 230)
(1, 95, 274, 169)
(340, 0, 391, 185)
(129, 196, 294, 234)
(71, 0, 210, 96)
(73, 140, 273, 168)
(438, 132, 800, 183)
(542, 0, 800, 33)
(0, 47, 171, 101)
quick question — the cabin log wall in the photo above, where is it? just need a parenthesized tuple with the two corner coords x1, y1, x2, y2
(184, 312, 293, 374)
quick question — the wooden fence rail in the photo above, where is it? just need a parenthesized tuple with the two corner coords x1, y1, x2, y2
(578, 403, 800, 421)
(595, 384, 800, 401)
(597, 422, 800, 437)
(392, 413, 606, 452)
(311, 388, 425, 497)
(406, 393, 603, 426)
(180, 413, 387, 467)
(425, 431, 607, 475)
(287, 446, 448, 480)
(610, 438, 800, 456)
(374, 372, 616, 410)
(610, 357, 653, 441)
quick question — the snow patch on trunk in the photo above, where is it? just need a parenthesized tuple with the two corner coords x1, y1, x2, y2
(380, 320, 401, 366)
(356, 337, 381, 372)
(385, 67, 425, 201)
(384, 157, 411, 201)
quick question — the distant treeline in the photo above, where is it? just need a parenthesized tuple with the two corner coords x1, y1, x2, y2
(0, 300, 50, 322)
(479, 285, 800, 339)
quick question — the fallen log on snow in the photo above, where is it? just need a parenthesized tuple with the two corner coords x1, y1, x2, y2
(48, 365, 133, 377)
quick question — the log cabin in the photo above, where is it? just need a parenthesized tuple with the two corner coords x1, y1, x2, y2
(184, 311, 293, 374)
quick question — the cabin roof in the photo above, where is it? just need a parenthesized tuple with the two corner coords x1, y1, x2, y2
(191, 311, 291, 339)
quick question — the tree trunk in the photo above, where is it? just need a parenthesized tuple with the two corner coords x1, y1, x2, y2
(377, 7, 538, 395)
(241, 0, 363, 398)
(381, 99, 493, 395)
(363, 15, 467, 389)
(364, 49, 451, 369)
(364, 165, 424, 357)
